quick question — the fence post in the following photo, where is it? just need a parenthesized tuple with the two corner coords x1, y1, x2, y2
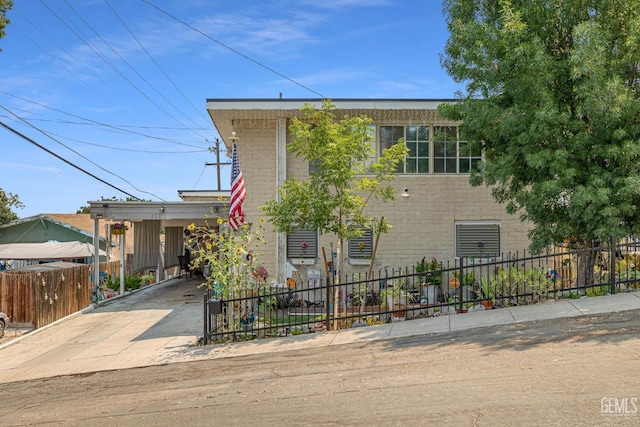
(325, 276, 331, 331)
(610, 235, 616, 294)
(203, 292, 209, 345)
(458, 257, 464, 312)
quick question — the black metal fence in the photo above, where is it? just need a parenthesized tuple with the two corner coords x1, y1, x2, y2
(203, 238, 640, 344)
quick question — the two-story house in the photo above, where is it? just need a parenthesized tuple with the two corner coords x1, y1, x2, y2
(206, 98, 532, 285)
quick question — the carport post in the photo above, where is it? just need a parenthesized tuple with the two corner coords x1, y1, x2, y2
(93, 217, 101, 304)
(120, 223, 125, 295)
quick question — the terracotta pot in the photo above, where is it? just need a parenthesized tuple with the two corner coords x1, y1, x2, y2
(392, 304, 407, 318)
(480, 299, 493, 309)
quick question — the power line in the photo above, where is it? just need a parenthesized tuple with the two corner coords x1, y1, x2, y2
(141, 0, 327, 99)
(38, 0, 196, 135)
(0, 91, 206, 149)
(105, 0, 211, 125)
(1, 106, 166, 201)
(60, 0, 209, 142)
(0, 120, 141, 201)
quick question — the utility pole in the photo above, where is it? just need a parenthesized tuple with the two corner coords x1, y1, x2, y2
(205, 138, 231, 191)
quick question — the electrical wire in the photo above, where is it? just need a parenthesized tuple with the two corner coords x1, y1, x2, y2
(141, 0, 327, 99)
(61, 0, 209, 142)
(105, 0, 211, 125)
(0, 120, 141, 201)
(38, 0, 196, 135)
(1, 106, 166, 201)
(0, 91, 206, 149)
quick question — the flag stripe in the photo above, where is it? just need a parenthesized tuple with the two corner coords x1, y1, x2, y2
(229, 143, 246, 230)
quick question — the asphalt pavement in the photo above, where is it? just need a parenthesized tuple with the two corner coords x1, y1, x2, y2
(1, 276, 639, 384)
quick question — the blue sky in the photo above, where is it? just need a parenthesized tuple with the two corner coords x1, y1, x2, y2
(0, 0, 460, 218)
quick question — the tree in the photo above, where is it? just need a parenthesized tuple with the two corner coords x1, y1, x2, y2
(261, 100, 408, 284)
(1, 5, 17, 222)
(440, 0, 640, 255)
(0, 1, 12, 51)
(0, 188, 23, 224)
(187, 218, 267, 333)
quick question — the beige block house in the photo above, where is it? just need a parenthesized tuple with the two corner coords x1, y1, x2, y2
(206, 99, 532, 285)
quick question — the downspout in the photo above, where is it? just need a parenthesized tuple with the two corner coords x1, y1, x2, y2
(276, 117, 287, 284)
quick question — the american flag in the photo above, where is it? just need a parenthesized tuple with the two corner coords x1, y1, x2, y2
(229, 143, 246, 230)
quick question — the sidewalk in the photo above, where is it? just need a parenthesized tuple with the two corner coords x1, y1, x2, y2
(1, 276, 639, 384)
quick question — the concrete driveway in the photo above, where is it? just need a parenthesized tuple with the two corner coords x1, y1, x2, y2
(0, 277, 206, 383)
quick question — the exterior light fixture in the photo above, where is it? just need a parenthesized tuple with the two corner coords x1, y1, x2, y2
(401, 188, 410, 198)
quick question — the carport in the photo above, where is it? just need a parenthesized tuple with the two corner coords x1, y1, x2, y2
(88, 196, 228, 302)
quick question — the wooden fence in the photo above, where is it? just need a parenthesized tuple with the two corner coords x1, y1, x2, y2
(0, 260, 121, 329)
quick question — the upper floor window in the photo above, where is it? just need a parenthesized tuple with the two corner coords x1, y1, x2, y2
(433, 126, 457, 173)
(310, 125, 377, 174)
(380, 125, 430, 173)
(377, 125, 480, 175)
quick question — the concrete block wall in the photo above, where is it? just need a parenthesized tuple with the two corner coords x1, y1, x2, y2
(233, 118, 532, 283)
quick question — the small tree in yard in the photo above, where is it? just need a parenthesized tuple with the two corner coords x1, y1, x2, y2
(187, 216, 267, 333)
(0, 188, 23, 224)
(261, 100, 408, 319)
(441, 0, 640, 285)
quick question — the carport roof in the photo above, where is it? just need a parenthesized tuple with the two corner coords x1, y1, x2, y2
(88, 200, 227, 224)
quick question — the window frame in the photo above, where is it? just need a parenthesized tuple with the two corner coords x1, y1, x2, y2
(375, 124, 480, 175)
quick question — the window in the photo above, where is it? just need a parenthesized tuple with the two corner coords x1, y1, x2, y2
(287, 227, 318, 259)
(362, 125, 377, 170)
(380, 125, 404, 173)
(379, 124, 480, 174)
(455, 223, 501, 258)
(380, 125, 430, 173)
(433, 126, 458, 173)
(310, 125, 377, 174)
(458, 141, 482, 173)
(433, 126, 482, 174)
(347, 226, 373, 259)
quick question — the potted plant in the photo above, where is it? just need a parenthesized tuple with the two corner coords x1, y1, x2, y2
(475, 275, 494, 309)
(111, 222, 128, 235)
(417, 257, 441, 304)
(139, 274, 155, 287)
(380, 279, 410, 318)
(453, 270, 475, 301)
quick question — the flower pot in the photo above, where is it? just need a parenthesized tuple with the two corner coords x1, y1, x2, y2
(480, 299, 493, 309)
(420, 284, 439, 304)
(112, 229, 125, 235)
(392, 304, 407, 318)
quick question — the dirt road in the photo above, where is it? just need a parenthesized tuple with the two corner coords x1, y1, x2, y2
(1, 309, 638, 426)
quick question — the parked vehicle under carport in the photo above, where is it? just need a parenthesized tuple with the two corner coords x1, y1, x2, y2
(0, 312, 9, 338)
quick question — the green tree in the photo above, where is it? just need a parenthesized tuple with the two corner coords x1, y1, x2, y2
(0, 0, 12, 50)
(0, 188, 23, 224)
(441, 0, 640, 254)
(0, 2, 14, 220)
(261, 100, 408, 283)
(187, 218, 267, 333)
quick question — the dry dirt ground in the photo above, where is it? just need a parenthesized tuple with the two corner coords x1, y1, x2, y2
(0, 326, 30, 346)
(0, 310, 639, 426)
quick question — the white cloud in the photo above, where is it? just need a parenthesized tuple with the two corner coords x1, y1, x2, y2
(0, 162, 61, 175)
